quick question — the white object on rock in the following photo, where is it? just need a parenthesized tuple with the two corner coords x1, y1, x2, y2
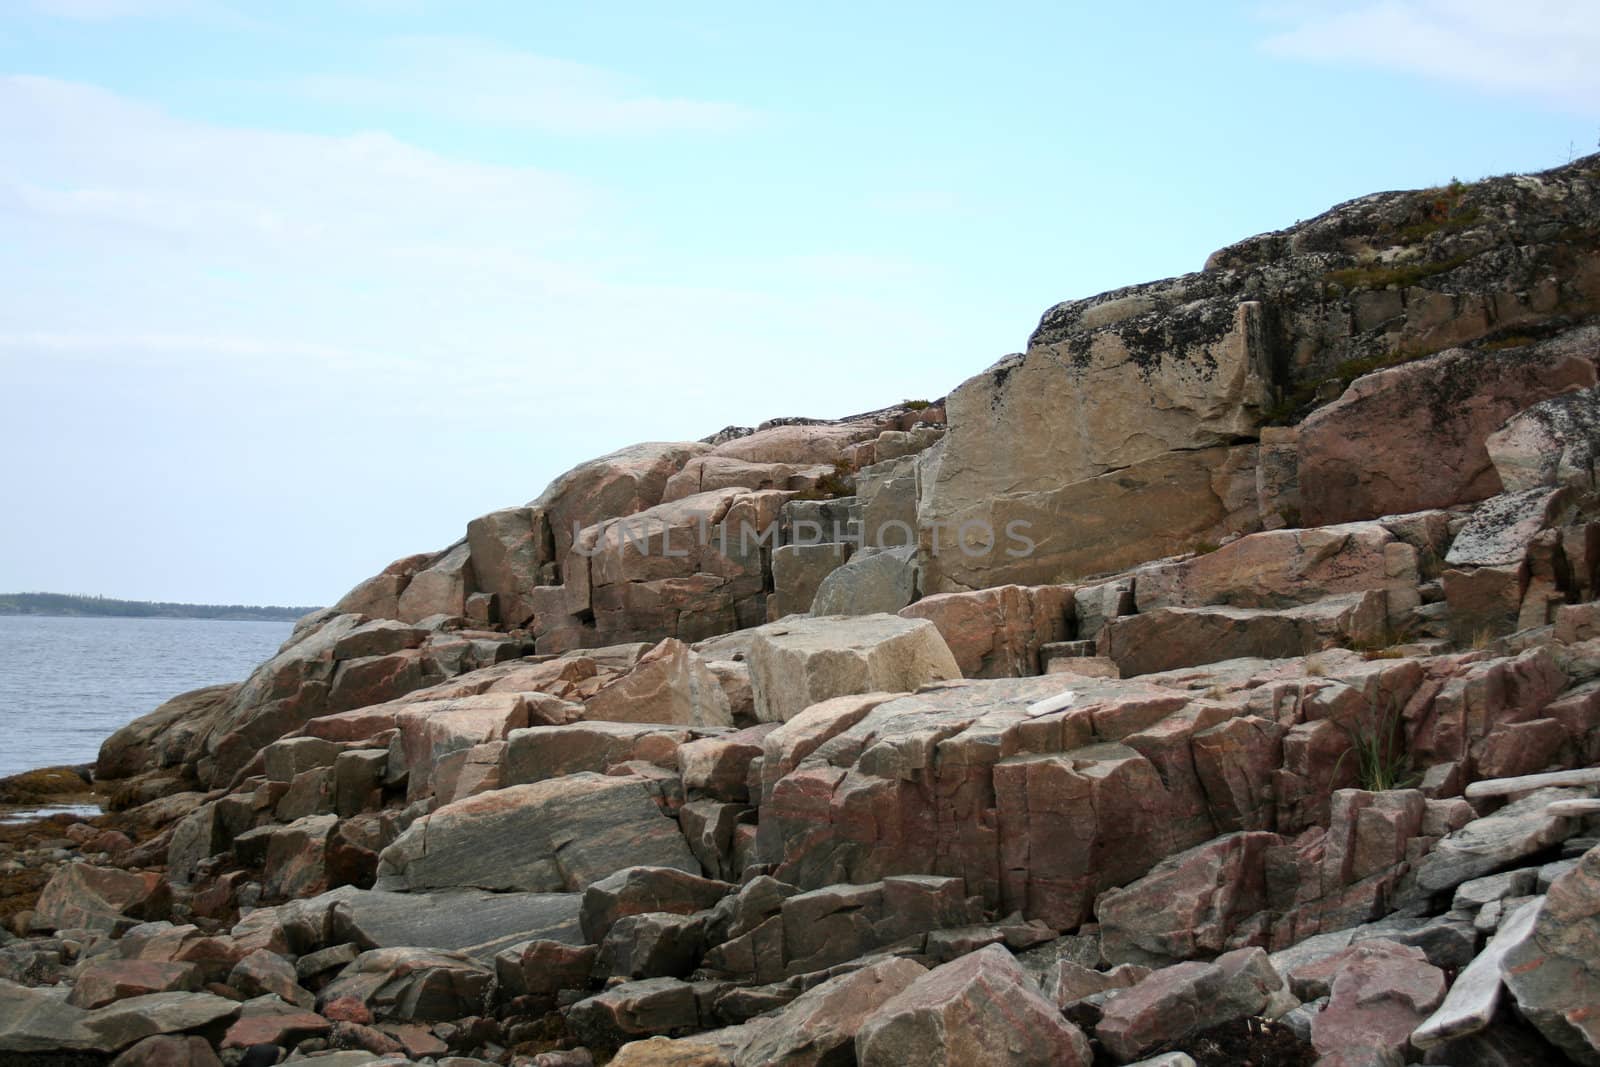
(1026, 689, 1077, 718)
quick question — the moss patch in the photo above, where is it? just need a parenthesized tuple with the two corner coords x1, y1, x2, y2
(1324, 251, 1475, 293)
(0, 767, 90, 805)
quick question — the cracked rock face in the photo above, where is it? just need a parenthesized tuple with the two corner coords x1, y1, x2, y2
(921, 163, 1600, 592)
(374, 771, 700, 893)
(1502, 848, 1600, 1064)
(1488, 383, 1600, 493)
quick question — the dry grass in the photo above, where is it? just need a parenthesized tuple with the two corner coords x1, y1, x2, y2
(1333, 708, 1420, 792)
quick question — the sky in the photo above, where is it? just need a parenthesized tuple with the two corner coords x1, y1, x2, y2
(1, 1, 1597, 607)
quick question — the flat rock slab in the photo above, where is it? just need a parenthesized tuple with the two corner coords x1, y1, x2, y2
(375, 772, 699, 893)
(1097, 592, 1387, 677)
(1406, 787, 1584, 901)
(1444, 487, 1571, 567)
(331, 887, 583, 961)
(0, 984, 240, 1056)
(1413, 897, 1541, 1049)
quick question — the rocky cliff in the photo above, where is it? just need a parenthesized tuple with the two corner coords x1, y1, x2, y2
(3, 157, 1600, 1066)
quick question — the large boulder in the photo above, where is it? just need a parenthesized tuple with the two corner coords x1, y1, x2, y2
(1487, 383, 1600, 492)
(391, 692, 533, 799)
(67, 960, 203, 1010)
(854, 944, 1092, 1066)
(1405, 787, 1582, 901)
(746, 614, 961, 723)
(96, 684, 239, 780)
(330, 886, 583, 960)
(1095, 948, 1288, 1062)
(1133, 522, 1419, 619)
(566, 976, 703, 1049)
(317, 946, 493, 1023)
(34, 865, 170, 933)
(1097, 592, 1387, 676)
(1094, 831, 1279, 965)
(899, 584, 1074, 678)
(734, 956, 927, 1066)
(709, 421, 876, 466)
(396, 541, 475, 622)
(536, 441, 710, 562)
(465, 505, 551, 627)
(582, 638, 734, 727)
(0, 983, 240, 1058)
(1443, 486, 1572, 567)
(663, 455, 836, 503)
(810, 546, 920, 617)
(920, 443, 1260, 592)
(332, 553, 430, 618)
(1310, 940, 1446, 1064)
(581, 866, 735, 944)
(1298, 330, 1598, 525)
(572, 487, 783, 645)
(918, 286, 1271, 595)
(1501, 846, 1600, 1063)
(375, 772, 699, 892)
(504, 721, 694, 785)
(771, 543, 854, 618)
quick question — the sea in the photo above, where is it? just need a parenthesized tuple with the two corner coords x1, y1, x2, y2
(0, 615, 293, 781)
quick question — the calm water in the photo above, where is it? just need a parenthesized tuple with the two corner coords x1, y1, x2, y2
(0, 615, 293, 780)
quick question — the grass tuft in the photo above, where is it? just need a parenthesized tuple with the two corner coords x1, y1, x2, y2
(1333, 709, 1420, 792)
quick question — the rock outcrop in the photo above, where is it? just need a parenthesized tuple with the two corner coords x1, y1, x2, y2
(35, 155, 1600, 1066)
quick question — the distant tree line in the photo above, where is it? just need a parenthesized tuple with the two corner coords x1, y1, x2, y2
(0, 592, 321, 622)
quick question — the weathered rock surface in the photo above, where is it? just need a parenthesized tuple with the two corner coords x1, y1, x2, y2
(1095, 831, 1279, 965)
(1098, 592, 1386, 676)
(1488, 384, 1600, 493)
(1405, 788, 1582, 902)
(97, 684, 239, 781)
(581, 867, 734, 945)
(332, 887, 583, 959)
(34, 864, 169, 933)
(582, 639, 734, 728)
(854, 945, 1091, 1066)
(810, 546, 920, 616)
(1095, 948, 1287, 1062)
(771, 542, 854, 619)
(899, 584, 1074, 678)
(1309, 940, 1446, 1065)
(375, 772, 698, 892)
(746, 614, 960, 723)
(1501, 847, 1600, 1063)
(1299, 330, 1599, 526)
(732, 956, 927, 1066)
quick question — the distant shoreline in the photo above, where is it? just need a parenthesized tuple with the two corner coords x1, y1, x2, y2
(0, 592, 319, 623)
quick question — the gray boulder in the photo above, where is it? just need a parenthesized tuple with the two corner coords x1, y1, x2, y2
(375, 772, 699, 893)
(810, 546, 920, 616)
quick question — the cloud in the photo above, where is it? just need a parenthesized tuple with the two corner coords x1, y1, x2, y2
(0, 73, 970, 602)
(1261, 0, 1600, 114)
(0, 75, 591, 254)
(289, 35, 754, 135)
(0, 75, 935, 421)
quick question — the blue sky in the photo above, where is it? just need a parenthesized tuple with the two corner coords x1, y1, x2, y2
(1, 1, 1596, 605)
